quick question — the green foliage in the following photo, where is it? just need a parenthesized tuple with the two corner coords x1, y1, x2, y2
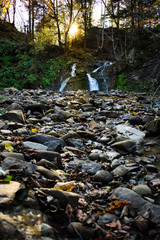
(0, 40, 66, 89)
(117, 73, 128, 90)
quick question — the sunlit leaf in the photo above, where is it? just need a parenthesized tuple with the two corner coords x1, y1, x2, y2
(53, 181, 75, 191)
(107, 200, 130, 213)
(133, 112, 137, 116)
(5, 142, 14, 152)
(31, 128, 38, 133)
(97, 210, 106, 215)
(0, 175, 12, 183)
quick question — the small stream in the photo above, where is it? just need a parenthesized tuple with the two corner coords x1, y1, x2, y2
(58, 61, 113, 92)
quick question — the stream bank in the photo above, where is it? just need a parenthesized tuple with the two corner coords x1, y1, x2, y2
(0, 87, 160, 239)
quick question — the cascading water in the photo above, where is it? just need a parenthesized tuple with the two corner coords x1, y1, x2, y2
(87, 73, 99, 91)
(100, 61, 113, 92)
(59, 63, 76, 92)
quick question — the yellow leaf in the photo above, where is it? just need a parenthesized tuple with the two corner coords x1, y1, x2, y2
(107, 200, 130, 213)
(97, 210, 106, 215)
(53, 181, 75, 191)
(133, 112, 137, 116)
(5, 142, 14, 152)
(31, 128, 38, 133)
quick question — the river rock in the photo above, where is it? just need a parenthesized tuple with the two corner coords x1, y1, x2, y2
(93, 170, 113, 184)
(0, 110, 25, 123)
(2, 157, 36, 174)
(144, 119, 160, 136)
(77, 130, 95, 140)
(25, 103, 47, 114)
(132, 184, 152, 196)
(99, 110, 118, 118)
(129, 116, 143, 125)
(44, 139, 66, 152)
(66, 138, 83, 148)
(67, 159, 101, 174)
(39, 189, 80, 209)
(110, 187, 160, 224)
(26, 134, 57, 144)
(41, 223, 55, 238)
(36, 166, 62, 181)
(6, 103, 24, 113)
(116, 124, 145, 143)
(67, 222, 94, 240)
(23, 141, 48, 150)
(98, 213, 119, 227)
(37, 159, 58, 170)
(1, 152, 25, 161)
(0, 181, 21, 207)
(112, 165, 129, 176)
(111, 140, 136, 153)
(32, 150, 61, 167)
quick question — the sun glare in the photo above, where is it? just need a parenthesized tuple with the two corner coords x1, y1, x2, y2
(69, 23, 78, 37)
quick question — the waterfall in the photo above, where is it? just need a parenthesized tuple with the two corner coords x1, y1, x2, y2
(59, 77, 70, 92)
(59, 64, 76, 92)
(71, 63, 76, 77)
(87, 73, 99, 91)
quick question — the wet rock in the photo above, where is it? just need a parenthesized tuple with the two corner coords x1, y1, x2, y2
(0, 110, 25, 123)
(23, 141, 48, 150)
(116, 124, 145, 143)
(111, 140, 136, 153)
(93, 170, 113, 184)
(82, 103, 95, 112)
(0, 212, 23, 239)
(132, 184, 152, 196)
(66, 138, 83, 148)
(44, 139, 66, 152)
(23, 190, 40, 209)
(110, 187, 160, 224)
(142, 115, 154, 124)
(144, 119, 160, 136)
(105, 151, 120, 160)
(2, 157, 36, 174)
(26, 134, 57, 144)
(67, 222, 94, 240)
(67, 159, 101, 174)
(112, 165, 129, 177)
(0, 181, 21, 207)
(54, 106, 72, 120)
(39, 189, 80, 209)
(32, 150, 61, 167)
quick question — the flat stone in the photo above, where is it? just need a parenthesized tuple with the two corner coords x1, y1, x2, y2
(1, 152, 25, 161)
(0, 110, 25, 123)
(39, 188, 80, 209)
(6, 103, 24, 113)
(32, 150, 61, 167)
(111, 140, 136, 153)
(23, 141, 48, 150)
(36, 166, 62, 181)
(26, 134, 57, 144)
(0, 181, 21, 207)
(116, 124, 145, 143)
(67, 159, 101, 174)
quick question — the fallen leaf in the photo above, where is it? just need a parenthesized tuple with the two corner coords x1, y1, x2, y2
(106, 219, 121, 230)
(107, 200, 130, 213)
(31, 128, 38, 133)
(5, 142, 14, 152)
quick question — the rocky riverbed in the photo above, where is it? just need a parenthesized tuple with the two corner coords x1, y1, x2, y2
(0, 87, 160, 240)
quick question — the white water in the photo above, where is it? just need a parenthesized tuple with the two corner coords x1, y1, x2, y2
(59, 64, 76, 92)
(87, 73, 99, 91)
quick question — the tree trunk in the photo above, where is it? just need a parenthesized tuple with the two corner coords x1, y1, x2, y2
(13, 0, 16, 26)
